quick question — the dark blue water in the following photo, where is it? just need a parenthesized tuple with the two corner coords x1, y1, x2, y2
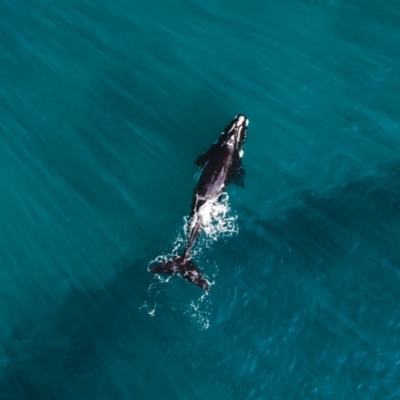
(1, 0, 400, 398)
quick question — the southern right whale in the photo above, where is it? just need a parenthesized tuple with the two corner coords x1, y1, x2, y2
(149, 115, 249, 290)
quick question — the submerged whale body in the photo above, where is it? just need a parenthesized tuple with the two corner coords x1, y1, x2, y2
(149, 115, 249, 290)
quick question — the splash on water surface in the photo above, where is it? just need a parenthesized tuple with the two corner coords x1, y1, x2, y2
(141, 193, 237, 326)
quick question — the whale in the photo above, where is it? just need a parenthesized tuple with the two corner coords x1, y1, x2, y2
(149, 115, 249, 290)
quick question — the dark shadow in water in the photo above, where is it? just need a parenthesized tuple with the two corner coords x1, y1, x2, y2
(1, 260, 141, 399)
(209, 161, 400, 399)
(2, 162, 399, 399)
(0, 257, 204, 400)
(224, 159, 400, 284)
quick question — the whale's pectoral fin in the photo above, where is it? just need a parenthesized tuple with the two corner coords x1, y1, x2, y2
(195, 131, 232, 168)
(181, 259, 209, 291)
(195, 145, 217, 168)
(230, 164, 246, 187)
(226, 157, 246, 188)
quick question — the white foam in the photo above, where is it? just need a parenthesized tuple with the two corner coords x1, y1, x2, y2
(142, 193, 237, 324)
(185, 293, 212, 330)
(196, 193, 238, 242)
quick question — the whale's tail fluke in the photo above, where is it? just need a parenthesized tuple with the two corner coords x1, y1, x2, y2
(150, 256, 209, 291)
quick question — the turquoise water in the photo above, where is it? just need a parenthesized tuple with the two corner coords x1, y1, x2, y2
(1, 0, 400, 398)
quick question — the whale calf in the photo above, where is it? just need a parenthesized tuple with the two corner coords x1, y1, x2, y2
(149, 115, 248, 290)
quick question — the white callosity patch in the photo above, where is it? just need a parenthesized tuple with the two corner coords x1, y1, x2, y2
(227, 123, 235, 134)
(237, 115, 245, 125)
(226, 135, 236, 149)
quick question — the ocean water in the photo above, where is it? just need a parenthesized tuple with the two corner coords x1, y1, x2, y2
(1, 0, 400, 398)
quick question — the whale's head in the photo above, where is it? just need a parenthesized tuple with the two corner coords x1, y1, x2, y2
(223, 114, 248, 153)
